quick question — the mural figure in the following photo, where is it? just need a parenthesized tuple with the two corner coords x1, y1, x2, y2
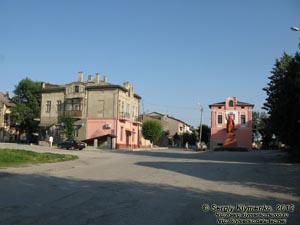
(226, 114, 235, 133)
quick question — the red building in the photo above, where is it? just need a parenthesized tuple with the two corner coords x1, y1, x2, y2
(209, 97, 254, 149)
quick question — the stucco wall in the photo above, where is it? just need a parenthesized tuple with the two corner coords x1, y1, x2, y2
(40, 91, 65, 125)
(210, 97, 253, 149)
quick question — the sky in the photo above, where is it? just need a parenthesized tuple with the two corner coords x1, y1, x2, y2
(1, 0, 300, 127)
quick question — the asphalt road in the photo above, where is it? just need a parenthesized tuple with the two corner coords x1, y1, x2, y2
(0, 143, 299, 225)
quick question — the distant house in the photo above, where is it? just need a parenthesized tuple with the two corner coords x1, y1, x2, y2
(39, 72, 142, 149)
(0, 92, 15, 142)
(209, 97, 254, 149)
(143, 112, 192, 146)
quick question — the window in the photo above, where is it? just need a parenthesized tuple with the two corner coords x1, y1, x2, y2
(73, 98, 81, 110)
(74, 85, 79, 93)
(65, 98, 81, 111)
(132, 106, 135, 118)
(229, 100, 234, 107)
(217, 114, 222, 125)
(57, 100, 62, 112)
(46, 101, 51, 112)
(241, 114, 246, 126)
(75, 127, 79, 137)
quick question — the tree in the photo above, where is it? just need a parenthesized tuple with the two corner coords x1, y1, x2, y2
(142, 120, 163, 147)
(59, 115, 76, 140)
(263, 52, 300, 151)
(182, 131, 197, 146)
(197, 124, 211, 144)
(252, 111, 272, 149)
(10, 78, 41, 140)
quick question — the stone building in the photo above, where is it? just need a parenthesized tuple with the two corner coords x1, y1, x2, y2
(39, 72, 142, 149)
(143, 112, 192, 146)
(0, 92, 15, 142)
(209, 97, 254, 149)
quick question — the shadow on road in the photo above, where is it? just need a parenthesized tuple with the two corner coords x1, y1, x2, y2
(109, 149, 290, 164)
(135, 161, 300, 198)
(0, 172, 299, 225)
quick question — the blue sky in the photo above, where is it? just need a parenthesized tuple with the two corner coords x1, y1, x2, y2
(1, 0, 300, 127)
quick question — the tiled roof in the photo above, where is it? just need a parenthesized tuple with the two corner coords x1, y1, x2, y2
(209, 100, 254, 108)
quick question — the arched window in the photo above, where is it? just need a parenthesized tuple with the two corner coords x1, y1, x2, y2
(229, 100, 234, 107)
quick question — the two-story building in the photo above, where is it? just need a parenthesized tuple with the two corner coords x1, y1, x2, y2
(0, 92, 15, 142)
(209, 97, 254, 149)
(39, 72, 142, 149)
(144, 112, 192, 146)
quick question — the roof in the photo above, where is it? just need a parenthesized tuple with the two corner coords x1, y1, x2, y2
(209, 100, 254, 108)
(41, 80, 142, 99)
(0, 92, 14, 107)
(147, 112, 191, 127)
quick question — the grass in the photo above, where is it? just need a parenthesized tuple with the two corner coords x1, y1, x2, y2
(0, 149, 78, 167)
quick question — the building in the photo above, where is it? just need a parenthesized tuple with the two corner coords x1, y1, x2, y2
(39, 72, 142, 149)
(209, 97, 254, 149)
(144, 112, 192, 146)
(0, 92, 15, 142)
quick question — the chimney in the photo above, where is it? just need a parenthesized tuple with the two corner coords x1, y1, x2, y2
(95, 73, 100, 83)
(88, 75, 93, 82)
(103, 75, 107, 83)
(78, 71, 83, 82)
(41, 82, 46, 89)
(5, 91, 9, 98)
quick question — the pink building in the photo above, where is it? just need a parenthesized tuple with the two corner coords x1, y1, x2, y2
(40, 72, 142, 149)
(209, 97, 254, 149)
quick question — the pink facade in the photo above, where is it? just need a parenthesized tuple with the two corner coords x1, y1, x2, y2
(85, 118, 141, 149)
(209, 97, 254, 149)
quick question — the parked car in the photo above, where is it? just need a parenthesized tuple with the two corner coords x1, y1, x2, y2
(58, 140, 86, 150)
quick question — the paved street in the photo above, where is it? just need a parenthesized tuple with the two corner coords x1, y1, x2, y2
(0, 143, 299, 225)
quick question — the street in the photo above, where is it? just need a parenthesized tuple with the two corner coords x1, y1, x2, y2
(0, 143, 299, 225)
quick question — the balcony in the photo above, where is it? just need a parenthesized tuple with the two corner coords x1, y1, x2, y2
(119, 112, 142, 124)
(119, 112, 131, 120)
(65, 110, 83, 118)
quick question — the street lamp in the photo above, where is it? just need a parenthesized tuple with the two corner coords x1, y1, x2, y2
(291, 26, 300, 31)
(290, 26, 300, 50)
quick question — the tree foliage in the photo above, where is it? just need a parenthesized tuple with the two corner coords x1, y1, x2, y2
(252, 111, 272, 148)
(182, 131, 196, 146)
(198, 124, 211, 143)
(10, 78, 41, 135)
(263, 52, 300, 150)
(142, 120, 163, 144)
(59, 115, 76, 140)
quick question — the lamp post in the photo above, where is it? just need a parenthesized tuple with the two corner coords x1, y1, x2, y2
(198, 104, 203, 145)
(291, 26, 300, 31)
(291, 26, 300, 50)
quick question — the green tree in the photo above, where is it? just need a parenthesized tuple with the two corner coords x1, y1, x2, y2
(59, 115, 75, 140)
(173, 132, 180, 147)
(182, 131, 197, 146)
(10, 78, 41, 140)
(142, 120, 163, 147)
(197, 124, 211, 143)
(252, 111, 272, 149)
(263, 52, 300, 151)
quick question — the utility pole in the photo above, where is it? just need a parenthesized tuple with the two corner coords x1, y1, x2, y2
(199, 105, 203, 144)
